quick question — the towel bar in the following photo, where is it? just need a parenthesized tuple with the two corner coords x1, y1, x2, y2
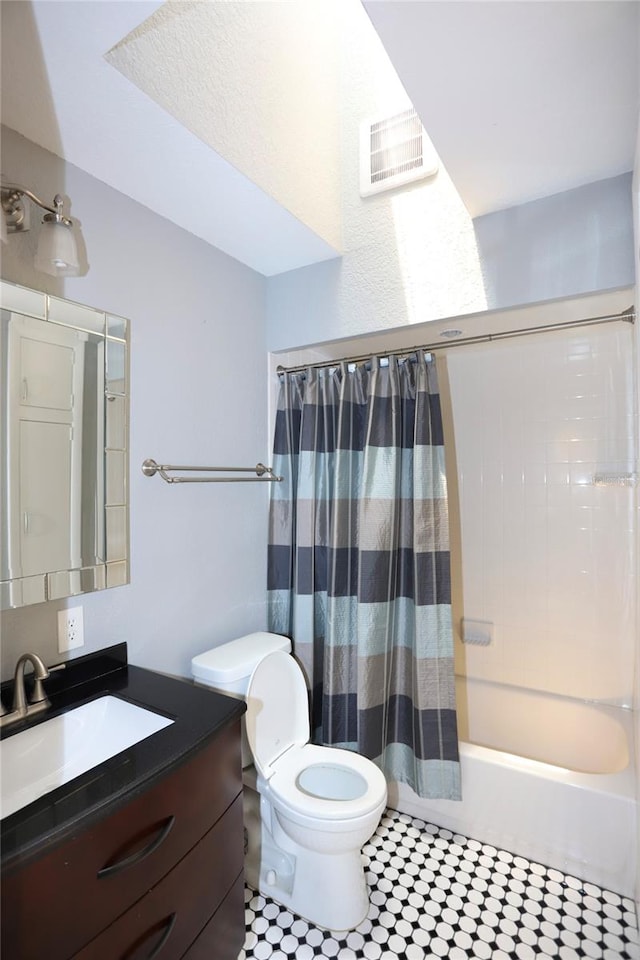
(142, 459, 283, 483)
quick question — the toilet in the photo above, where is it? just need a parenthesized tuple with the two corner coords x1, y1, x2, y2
(191, 633, 387, 931)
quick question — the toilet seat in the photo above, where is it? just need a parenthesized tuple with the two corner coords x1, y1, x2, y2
(269, 742, 387, 821)
(246, 651, 310, 779)
(247, 651, 387, 823)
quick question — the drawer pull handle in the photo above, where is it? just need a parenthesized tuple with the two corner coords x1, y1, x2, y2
(122, 913, 177, 960)
(97, 815, 176, 879)
(146, 913, 177, 960)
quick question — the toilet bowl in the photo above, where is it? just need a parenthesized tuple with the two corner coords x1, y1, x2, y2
(191, 634, 387, 931)
(246, 650, 387, 930)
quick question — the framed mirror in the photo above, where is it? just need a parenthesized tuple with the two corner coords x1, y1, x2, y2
(0, 280, 129, 609)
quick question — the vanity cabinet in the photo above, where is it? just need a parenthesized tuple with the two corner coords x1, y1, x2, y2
(1, 719, 244, 960)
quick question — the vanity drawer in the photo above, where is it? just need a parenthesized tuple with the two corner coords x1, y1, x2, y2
(182, 871, 246, 960)
(2, 720, 241, 960)
(72, 796, 244, 960)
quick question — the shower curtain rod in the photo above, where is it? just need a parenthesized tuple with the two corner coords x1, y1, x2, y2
(276, 306, 635, 377)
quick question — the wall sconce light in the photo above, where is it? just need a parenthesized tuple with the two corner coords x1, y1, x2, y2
(0, 182, 80, 277)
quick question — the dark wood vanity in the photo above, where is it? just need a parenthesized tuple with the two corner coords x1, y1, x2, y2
(1, 644, 246, 960)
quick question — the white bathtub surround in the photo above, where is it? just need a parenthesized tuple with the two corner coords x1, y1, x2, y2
(447, 322, 636, 706)
(389, 676, 635, 898)
(456, 676, 631, 776)
(241, 809, 639, 960)
(431, 317, 638, 901)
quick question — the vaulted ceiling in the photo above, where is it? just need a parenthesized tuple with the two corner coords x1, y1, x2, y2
(363, 1, 639, 217)
(1, 1, 637, 275)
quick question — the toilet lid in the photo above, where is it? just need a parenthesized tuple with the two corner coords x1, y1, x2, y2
(245, 651, 310, 780)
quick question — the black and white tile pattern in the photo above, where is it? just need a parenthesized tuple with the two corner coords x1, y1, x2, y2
(240, 809, 639, 960)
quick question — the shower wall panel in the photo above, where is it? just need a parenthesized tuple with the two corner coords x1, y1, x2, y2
(446, 323, 636, 705)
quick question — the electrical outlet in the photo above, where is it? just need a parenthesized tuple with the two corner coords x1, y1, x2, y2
(58, 605, 84, 653)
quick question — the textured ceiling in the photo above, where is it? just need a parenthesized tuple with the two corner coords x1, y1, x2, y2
(0, 0, 340, 276)
(1, 1, 638, 275)
(106, 0, 343, 252)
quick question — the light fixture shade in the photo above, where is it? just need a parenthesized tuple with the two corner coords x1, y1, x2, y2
(34, 219, 80, 277)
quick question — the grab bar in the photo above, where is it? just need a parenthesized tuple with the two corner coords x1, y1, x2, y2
(142, 459, 283, 483)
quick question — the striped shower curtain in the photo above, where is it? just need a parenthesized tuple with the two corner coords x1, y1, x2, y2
(267, 353, 460, 800)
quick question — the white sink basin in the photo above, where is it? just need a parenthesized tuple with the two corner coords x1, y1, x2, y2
(0, 696, 174, 820)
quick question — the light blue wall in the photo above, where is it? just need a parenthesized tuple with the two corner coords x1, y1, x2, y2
(267, 174, 634, 352)
(1, 127, 269, 681)
(475, 174, 634, 311)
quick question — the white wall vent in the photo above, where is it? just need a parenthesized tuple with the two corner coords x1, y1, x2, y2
(359, 107, 438, 198)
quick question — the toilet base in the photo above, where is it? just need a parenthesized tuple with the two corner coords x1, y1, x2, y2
(259, 799, 371, 931)
(258, 844, 370, 932)
(244, 785, 296, 896)
(242, 766, 384, 932)
(244, 785, 371, 930)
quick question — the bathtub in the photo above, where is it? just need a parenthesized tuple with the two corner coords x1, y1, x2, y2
(388, 675, 636, 897)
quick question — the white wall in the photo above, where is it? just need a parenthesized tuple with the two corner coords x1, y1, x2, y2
(0, 126, 270, 680)
(447, 322, 636, 705)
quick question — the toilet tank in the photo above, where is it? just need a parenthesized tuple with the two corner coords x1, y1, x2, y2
(191, 632, 291, 769)
(191, 632, 291, 697)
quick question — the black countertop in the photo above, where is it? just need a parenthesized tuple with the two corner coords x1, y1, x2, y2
(0, 643, 245, 873)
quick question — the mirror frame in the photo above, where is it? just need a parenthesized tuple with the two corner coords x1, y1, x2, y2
(0, 279, 130, 609)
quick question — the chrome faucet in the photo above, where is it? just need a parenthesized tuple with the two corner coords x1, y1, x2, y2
(0, 653, 50, 728)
